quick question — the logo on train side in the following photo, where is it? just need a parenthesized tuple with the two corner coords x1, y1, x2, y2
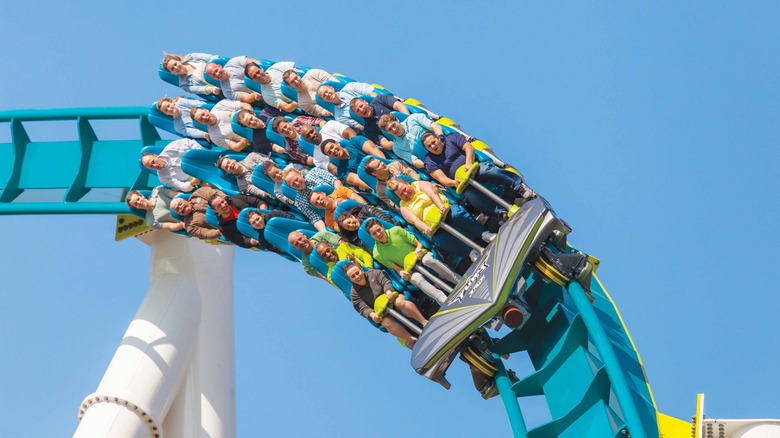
(452, 259, 490, 305)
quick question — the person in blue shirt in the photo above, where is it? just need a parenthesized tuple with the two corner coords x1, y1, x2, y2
(319, 138, 384, 190)
(349, 95, 409, 150)
(378, 113, 443, 168)
(421, 130, 534, 224)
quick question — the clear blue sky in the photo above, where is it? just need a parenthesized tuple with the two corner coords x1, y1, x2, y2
(1, 2, 778, 437)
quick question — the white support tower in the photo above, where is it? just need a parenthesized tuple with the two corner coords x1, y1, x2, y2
(74, 231, 236, 438)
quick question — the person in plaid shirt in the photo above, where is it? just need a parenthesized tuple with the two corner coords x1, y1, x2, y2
(282, 166, 344, 232)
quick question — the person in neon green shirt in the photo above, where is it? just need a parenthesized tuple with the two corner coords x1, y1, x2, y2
(366, 219, 459, 305)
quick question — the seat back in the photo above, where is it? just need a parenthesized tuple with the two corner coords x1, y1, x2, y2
(128, 189, 153, 220)
(280, 182, 299, 202)
(357, 216, 397, 252)
(266, 117, 290, 147)
(383, 173, 416, 208)
(169, 193, 192, 222)
(281, 83, 299, 102)
(330, 259, 357, 300)
(181, 149, 245, 195)
(251, 167, 280, 199)
(147, 103, 178, 137)
(203, 57, 230, 87)
(309, 250, 332, 280)
(205, 206, 219, 228)
(138, 145, 167, 176)
(356, 155, 391, 192)
(237, 207, 268, 240)
(314, 81, 345, 113)
(242, 59, 275, 94)
(231, 111, 257, 142)
(333, 199, 362, 223)
(264, 217, 316, 262)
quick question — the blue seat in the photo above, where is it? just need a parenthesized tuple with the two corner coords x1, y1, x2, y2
(158, 66, 180, 88)
(264, 217, 316, 262)
(158, 65, 221, 102)
(297, 136, 317, 155)
(181, 149, 246, 195)
(169, 193, 192, 222)
(356, 155, 390, 193)
(405, 104, 428, 115)
(311, 184, 334, 196)
(329, 260, 387, 332)
(281, 83, 299, 102)
(128, 189, 153, 220)
(128, 189, 188, 236)
(251, 168, 282, 200)
(147, 100, 211, 147)
(280, 182, 299, 203)
(333, 199, 362, 223)
(139, 145, 166, 176)
(266, 117, 291, 147)
(237, 207, 266, 240)
(202, 57, 230, 87)
(331, 74, 355, 85)
(314, 80, 345, 114)
(329, 259, 354, 300)
(242, 59, 275, 94)
(205, 206, 219, 228)
(231, 111, 259, 142)
(357, 216, 398, 252)
(346, 94, 375, 127)
(309, 250, 332, 280)
(147, 103, 178, 137)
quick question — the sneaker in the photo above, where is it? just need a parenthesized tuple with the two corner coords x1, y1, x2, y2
(481, 231, 496, 243)
(474, 213, 489, 225)
(469, 250, 481, 262)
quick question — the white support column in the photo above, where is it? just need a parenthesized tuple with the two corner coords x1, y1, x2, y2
(74, 231, 236, 438)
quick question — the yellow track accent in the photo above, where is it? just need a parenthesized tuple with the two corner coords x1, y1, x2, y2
(658, 412, 692, 437)
(404, 97, 424, 107)
(591, 272, 662, 427)
(462, 349, 496, 376)
(466, 346, 498, 373)
(431, 303, 485, 319)
(693, 394, 705, 438)
(114, 214, 151, 241)
(436, 117, 459, 128)
(534, 258, 570, 286)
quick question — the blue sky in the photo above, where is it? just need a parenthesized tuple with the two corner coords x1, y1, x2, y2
(1, 2, 779, 437)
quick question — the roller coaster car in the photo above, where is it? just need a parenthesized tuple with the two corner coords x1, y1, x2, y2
(410, 198, 593, 390)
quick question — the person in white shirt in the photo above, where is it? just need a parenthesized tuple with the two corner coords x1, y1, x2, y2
(204, 56, 263, 104)
(245, 61, 300, 113)
(282, 69, 335, 117)
(317, 81, 377, 130)
(191, 100, 252, 151)
(140, 138, 203, 192)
